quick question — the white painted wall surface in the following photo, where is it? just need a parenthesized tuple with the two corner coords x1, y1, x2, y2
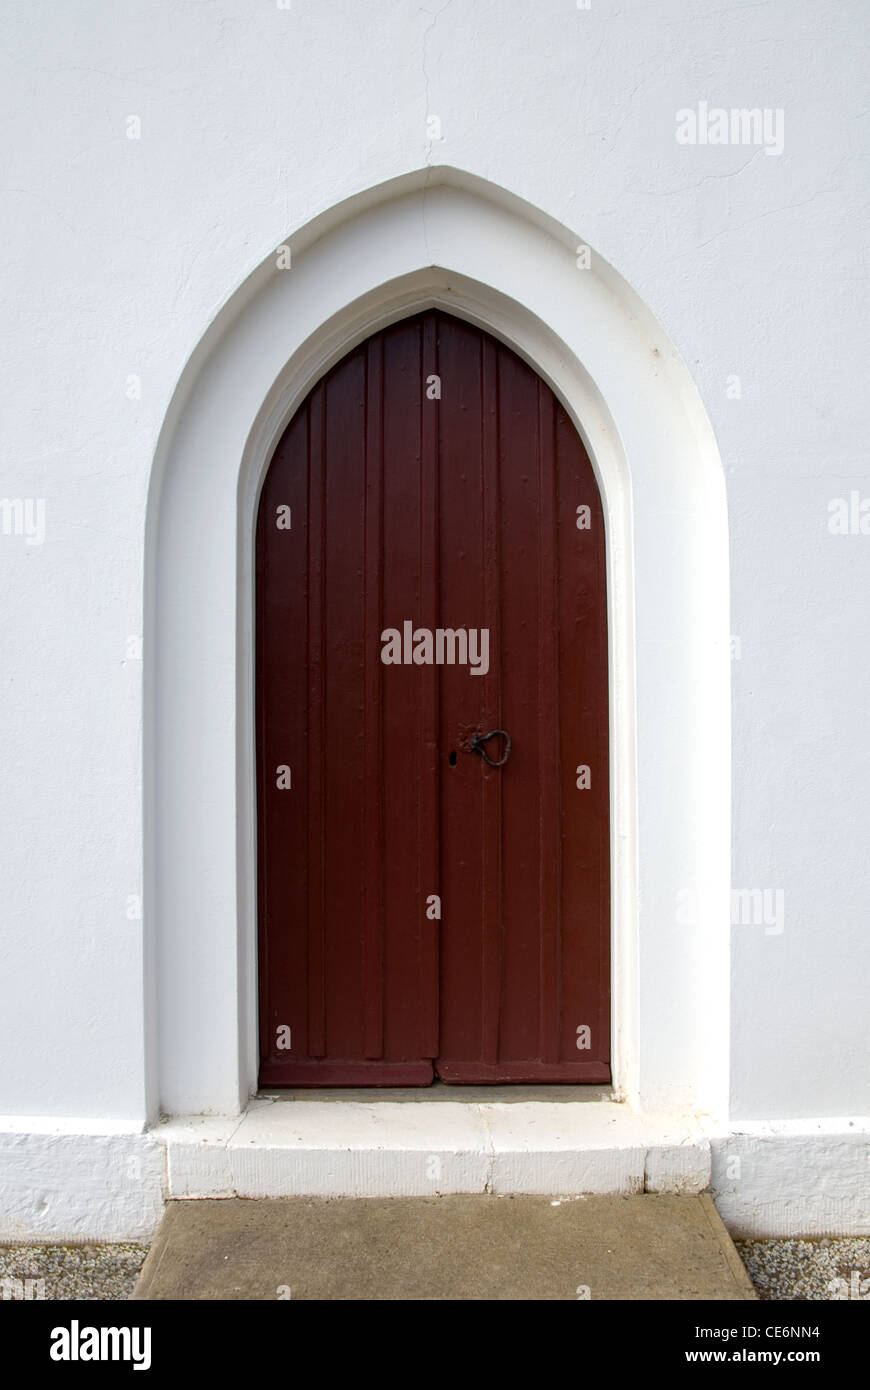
(1, 0, 868, 1158)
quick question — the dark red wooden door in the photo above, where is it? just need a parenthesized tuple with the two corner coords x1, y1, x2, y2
(257, 310, 609, 1086)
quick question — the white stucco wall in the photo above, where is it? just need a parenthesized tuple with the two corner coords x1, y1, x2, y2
(1, 0, 868, 1154)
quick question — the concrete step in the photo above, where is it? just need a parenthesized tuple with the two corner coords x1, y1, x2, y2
(131, 1193, 758, 1301)
(157, 1096, 711, 1199)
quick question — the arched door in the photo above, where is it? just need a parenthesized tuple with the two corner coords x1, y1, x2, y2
(256, 310, 610, 1085)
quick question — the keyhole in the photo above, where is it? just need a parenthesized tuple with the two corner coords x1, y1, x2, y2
(448, 750, 457, 766)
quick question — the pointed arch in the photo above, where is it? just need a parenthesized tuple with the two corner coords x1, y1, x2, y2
(145, 167, 730, 1122)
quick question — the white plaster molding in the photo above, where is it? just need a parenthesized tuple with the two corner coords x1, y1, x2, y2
(145, 168, 731, 1121)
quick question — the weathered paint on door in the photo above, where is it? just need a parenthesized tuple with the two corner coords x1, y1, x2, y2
(257, 310, 610, 1085)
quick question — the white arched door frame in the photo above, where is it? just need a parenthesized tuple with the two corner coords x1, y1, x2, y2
(145, 168, 731, 1121)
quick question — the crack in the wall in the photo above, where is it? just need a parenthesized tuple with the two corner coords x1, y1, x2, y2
(479, 1106, 495, 1195)
(421, 0, 455, 167)
(420, 0, 456, 267)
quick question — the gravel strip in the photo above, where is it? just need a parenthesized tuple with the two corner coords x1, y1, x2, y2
(0, 1244, 148, 1301)
(1, 1236, 868, 1300)
(735, 1238, 870, 1301)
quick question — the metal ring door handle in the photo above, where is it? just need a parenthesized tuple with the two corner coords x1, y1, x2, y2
(470, 729, 512, 768)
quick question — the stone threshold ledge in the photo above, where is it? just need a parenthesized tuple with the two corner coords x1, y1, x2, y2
(158, 1094, 712, 1201)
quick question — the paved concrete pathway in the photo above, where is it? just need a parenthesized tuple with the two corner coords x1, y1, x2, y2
(132, 1193, 757, 1300)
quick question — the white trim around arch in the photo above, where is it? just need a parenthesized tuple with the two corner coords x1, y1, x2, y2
(145, 168, 731, 1127)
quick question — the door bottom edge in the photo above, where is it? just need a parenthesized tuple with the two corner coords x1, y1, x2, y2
(435, 1062, 611, 1084)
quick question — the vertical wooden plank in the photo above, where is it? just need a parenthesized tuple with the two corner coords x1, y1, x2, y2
(433, 315, 486, 1069)
(322, 352, 367, 1058)
(418, 313, 440, 1057)
(362, 336, 384, 1058)
(256, 405, 310, 1073)
(480, 332, 502, 1065)
(306, 385, 326, 1058)
(595, 419, 611, 1067)
(556, 397, 611, 1075)
(380, 317, 424, 1060)
(537, 380, 561, 1063)
(494, 346, 541, 1067)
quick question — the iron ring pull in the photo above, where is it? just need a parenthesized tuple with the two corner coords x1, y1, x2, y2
(470, 729, 512, 768)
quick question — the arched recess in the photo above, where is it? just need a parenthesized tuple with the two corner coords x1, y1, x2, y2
(144, 167, 731, 1122)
